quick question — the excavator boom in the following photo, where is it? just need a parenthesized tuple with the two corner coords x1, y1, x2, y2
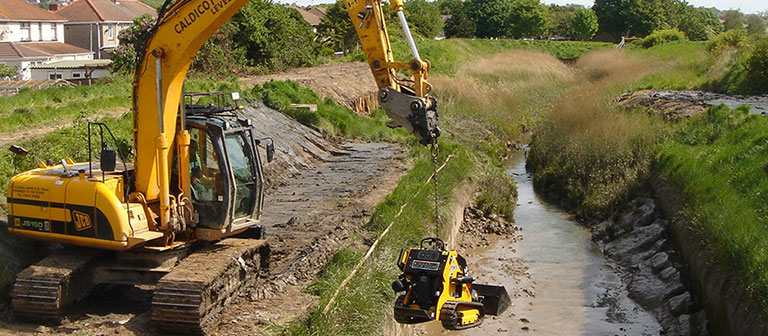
(345, 0, 440, 144)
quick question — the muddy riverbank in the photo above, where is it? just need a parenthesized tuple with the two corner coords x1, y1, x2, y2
(617, 90, 768, 121)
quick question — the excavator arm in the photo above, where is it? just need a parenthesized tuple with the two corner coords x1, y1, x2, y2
(131, 0, 255, 230)
(344, 0, 441, 144)
(132, 0, 441, 233)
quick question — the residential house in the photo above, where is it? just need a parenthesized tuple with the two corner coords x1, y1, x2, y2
(55, 0, 156, 59)
(288, 6, 325, 33)
(0, 0, 94, 79)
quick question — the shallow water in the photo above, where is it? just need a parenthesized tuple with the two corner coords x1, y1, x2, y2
(421, 149, 660, 335)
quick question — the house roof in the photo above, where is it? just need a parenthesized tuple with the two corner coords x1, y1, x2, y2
(287, 6, 323, 26)
(0, 42, 92, 60)
(0, 0, 67, 21)
(31, 59, 112, 69)
(307, 7, 326, 17)
(56, 0, 156, 22)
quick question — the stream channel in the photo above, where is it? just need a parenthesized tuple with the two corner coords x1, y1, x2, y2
(421, 149, 661, 335)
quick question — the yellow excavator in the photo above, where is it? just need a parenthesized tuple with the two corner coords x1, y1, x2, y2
(5, 0, 439, 333)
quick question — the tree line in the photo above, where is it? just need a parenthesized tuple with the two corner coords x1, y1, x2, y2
(110, 0, 767, 78)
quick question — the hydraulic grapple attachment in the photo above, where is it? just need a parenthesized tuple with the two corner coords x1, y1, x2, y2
(391, 238, 510, 330)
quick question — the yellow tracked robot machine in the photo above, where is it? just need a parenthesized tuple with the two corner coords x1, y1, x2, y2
(392, 238, 511, 330)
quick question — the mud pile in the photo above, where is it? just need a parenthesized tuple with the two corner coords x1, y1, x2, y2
(459, 206, 519, 250)
(591, 198, 709, 336)
(617, 90, 768, 121)
(241, 63, 379, 116)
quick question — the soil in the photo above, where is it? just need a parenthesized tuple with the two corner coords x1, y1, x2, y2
(240, 63, 379, 116)
(617, 90, 768, 121)
(0, 99, 408, 335)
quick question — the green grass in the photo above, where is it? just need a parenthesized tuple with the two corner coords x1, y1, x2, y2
(0, 77, 132, 134)
(283, 140, 474, 335)
(656, 105, 768, 313)
(629, 41, 713, 90)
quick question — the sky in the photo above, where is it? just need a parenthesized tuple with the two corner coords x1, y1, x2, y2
(279, 0, 766, 15)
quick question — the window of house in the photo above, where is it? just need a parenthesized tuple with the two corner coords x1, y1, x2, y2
(71, 72, 84, 79)
(48, 72, 62, 80)
(107, 24, 115, 40)
(38, 23, 43, 41)
(20, 23, 30, 41)
(51, 23, 57, 41)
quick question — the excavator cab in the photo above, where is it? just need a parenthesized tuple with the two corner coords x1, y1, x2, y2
(181, 92, 268, 233)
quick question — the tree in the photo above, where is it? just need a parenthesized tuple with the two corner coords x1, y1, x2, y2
(192, 22, 248, 78)
(110, 14, 154, 75)
(437, 0, 463, 16)
(548, 5, 577, 37)
(444, 2, 477, 38)
(679, 7, 723, 40)
(404, 0, 444, 38)
(722, 10, 744, 31)
(508, 0, 549, 38)
(572, 8, 598, 40)
(742, 39, 768, 94)
(745, 14, 766, 36)
(593, 0, 664, 39)
(230, 1, 318, 73)
(317, 1, 357, 53)
(466, 0, 516, 38)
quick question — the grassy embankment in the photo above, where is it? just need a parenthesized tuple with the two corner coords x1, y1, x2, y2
(280, 39, 610, 335)
(527, 36, 768, 318)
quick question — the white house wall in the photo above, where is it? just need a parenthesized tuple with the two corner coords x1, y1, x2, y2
(0, 22, 65, 43)
(30, 67, 109, 80)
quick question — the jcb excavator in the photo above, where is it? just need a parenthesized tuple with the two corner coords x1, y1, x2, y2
(5, 0, 438, 333)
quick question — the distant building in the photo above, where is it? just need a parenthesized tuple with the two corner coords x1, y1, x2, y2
(29, 59, 111, 82)
(287, 6, 326, 32)
(55, 0, 156, 59)
(0, 0, 94, 79)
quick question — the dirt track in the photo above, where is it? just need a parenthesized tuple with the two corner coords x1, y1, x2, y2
(0, 99, 407, 335)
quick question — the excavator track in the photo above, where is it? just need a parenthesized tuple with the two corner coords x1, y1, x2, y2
(11, 249, 100, 320)
(152, 238, 269, 334)
(439, 300, 485, 330)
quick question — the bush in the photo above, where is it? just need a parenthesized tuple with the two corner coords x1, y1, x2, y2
(641, 29, 687, 48)
(740, 39, 768, 94)
(706, 29, 747, 55)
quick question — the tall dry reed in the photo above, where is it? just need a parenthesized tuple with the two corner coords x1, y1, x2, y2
(528, 50, 666, 217)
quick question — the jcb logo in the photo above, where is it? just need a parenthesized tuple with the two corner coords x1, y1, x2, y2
(73, 211, 92, 231)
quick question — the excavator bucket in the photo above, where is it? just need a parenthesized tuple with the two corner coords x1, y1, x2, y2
(473, 283, 511, 316)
